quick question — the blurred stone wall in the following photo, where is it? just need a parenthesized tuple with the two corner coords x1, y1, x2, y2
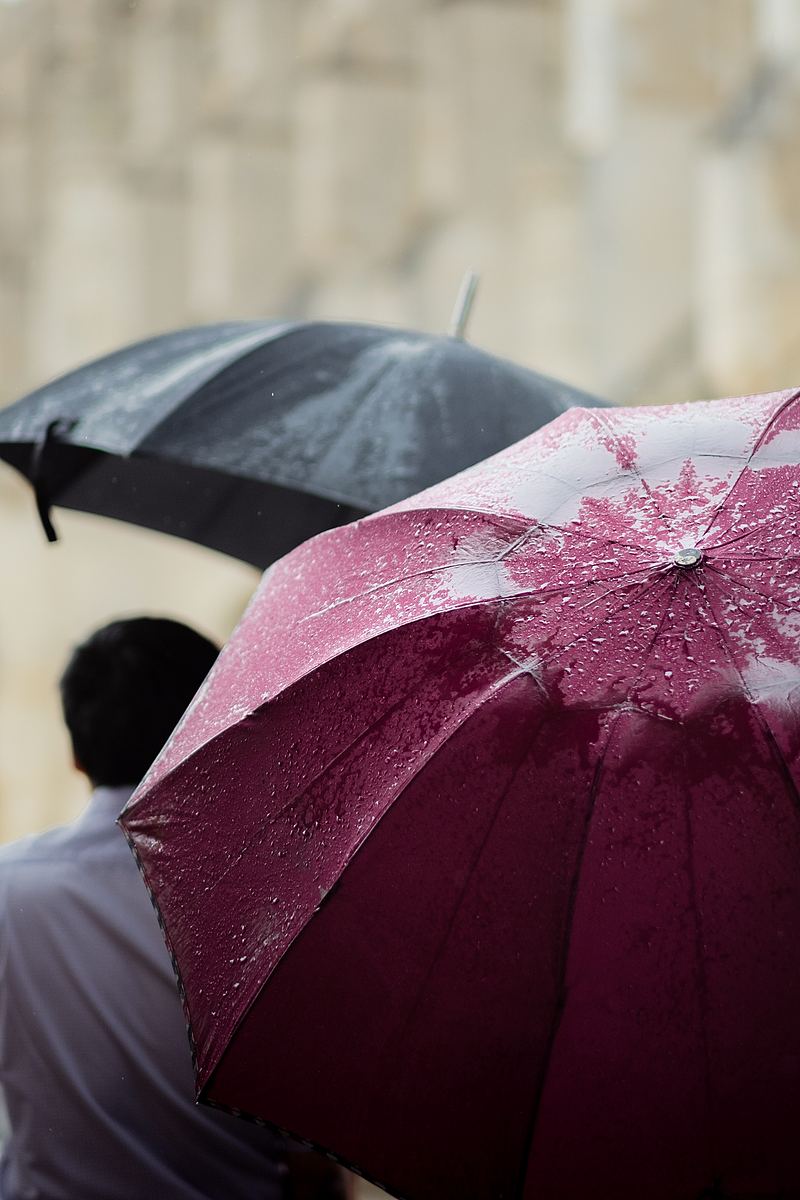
(3, 0, 800, 837)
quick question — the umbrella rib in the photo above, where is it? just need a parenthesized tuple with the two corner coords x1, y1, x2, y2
(196, 624, 515, 903)
(309, 345, 443, 470)
(281, 342, 436, 495)
(703, 506, 800, 554)
(487, 462, 663, 532)
(132, 596, 526, 808)
(698, 388, 800, 544)
(300, 552, 660, 625)
(688, 573, 800, 816)
(703, 563, 800, 613)
(515, 572, 683, 1190)
(512, 562, 668, 606)
(124, 324, 416, 515)
(201, 660, 537, 1084)
(500, 461, 625, 500)
(485, 570, 675, 693)
(299, 555, 520, 623)
(131, 323, 304, 449)
(580, 407, 676, 533)
(403, 501, 658, 558)
(530, 570, 675, 672)
(294, 367, 386, 473)
(554, 522, 656, 556)
(513, 710, 621, 1195)
(680, 732, 716, 1171)
(197, 687, 472, 902)
(715, 552, 800, 563)
(490, 566, 675, 675)
(367, 682, 546, 1089)
(120, 324, 298, 449)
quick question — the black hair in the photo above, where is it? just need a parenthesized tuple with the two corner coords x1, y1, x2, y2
(59, 617, 219, 787)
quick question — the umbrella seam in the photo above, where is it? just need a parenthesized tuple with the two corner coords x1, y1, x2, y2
(194, 637, 505, 904)
(515, 573, 682, 1190)
(680, 731, 718, 1182)
(97, 321, 418, 513)
(199, 659, 535, 1088)
(512, 710, 620, 1195)
(712, 551, 800, 563)
(142, 549, 662, 801)
(299, 553, 525, 624)
(299, 546, 664, 627)
(132, 324, 469, 512)
(530, 569, 676, 673)
(123, 598, 511, 801)
(688, 571, 800, 816)
(128, 553, 675, 876)
(580, 407, 676, 533)
(704, 502, 800, 555)
(703, 562, 800, 613)
(2, 321, 606, 519)
(389, 499, 666, 558)
(140, 563, 674, 806)
(287, 347, 423, 490)
(550, 521, 651, 556)
(127, 322, 302, 449)
(213, 335, 602, 507)
(297, 513, 664, 626)
(684, 567, 800, 1183)
(698, 387, 800, 544)
(364, 684, 547, 1096)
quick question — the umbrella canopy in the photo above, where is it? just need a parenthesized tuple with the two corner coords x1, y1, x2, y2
(0, 320, 604, 567)
(121, 389, 800, 1200)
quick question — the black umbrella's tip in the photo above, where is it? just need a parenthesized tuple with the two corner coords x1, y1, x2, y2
(35, 492, 59, 543)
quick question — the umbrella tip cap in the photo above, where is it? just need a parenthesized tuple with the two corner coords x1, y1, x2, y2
(673, 546, 703, 568)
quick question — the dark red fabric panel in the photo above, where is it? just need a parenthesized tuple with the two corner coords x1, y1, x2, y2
(208, 695, 608, 1200)
(526, 705, 800, 1199)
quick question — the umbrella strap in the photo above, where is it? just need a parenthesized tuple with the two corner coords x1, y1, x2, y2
(31, 418, 75, 544)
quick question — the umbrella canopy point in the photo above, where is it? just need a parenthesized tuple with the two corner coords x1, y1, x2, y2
(122, 388, 800, 1200)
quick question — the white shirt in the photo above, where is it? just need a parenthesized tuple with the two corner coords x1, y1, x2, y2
(0, 786, 285, 1199)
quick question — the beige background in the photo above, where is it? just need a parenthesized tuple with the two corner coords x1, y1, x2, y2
(3, 0, 800, 838)
(2, 3, 800, 1193)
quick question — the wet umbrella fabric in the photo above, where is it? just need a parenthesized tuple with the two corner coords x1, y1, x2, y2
(0, 320, 604, 567)
(121, 390, 800, 1200)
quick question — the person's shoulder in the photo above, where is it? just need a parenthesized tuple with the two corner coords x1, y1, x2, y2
(0, 823, 87, 932)
(0, 821, 76, 871)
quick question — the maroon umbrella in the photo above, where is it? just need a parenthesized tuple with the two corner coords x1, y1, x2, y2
(121, 389, 800, 1200)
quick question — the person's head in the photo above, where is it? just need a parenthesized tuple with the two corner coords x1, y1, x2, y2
(59, 617, 219, 788)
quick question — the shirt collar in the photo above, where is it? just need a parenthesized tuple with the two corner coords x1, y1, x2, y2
(80, 784, 138, 827)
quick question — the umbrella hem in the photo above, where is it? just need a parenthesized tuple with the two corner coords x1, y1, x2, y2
(115, 815, 203, 1079)
(199, 1084, 413, 1200)
(130, 444, 379, 514)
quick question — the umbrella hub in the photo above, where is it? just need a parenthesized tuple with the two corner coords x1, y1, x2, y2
(672, 546, 703, 568)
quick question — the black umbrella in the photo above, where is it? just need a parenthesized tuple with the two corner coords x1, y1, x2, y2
(0, 320, 608, 568)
